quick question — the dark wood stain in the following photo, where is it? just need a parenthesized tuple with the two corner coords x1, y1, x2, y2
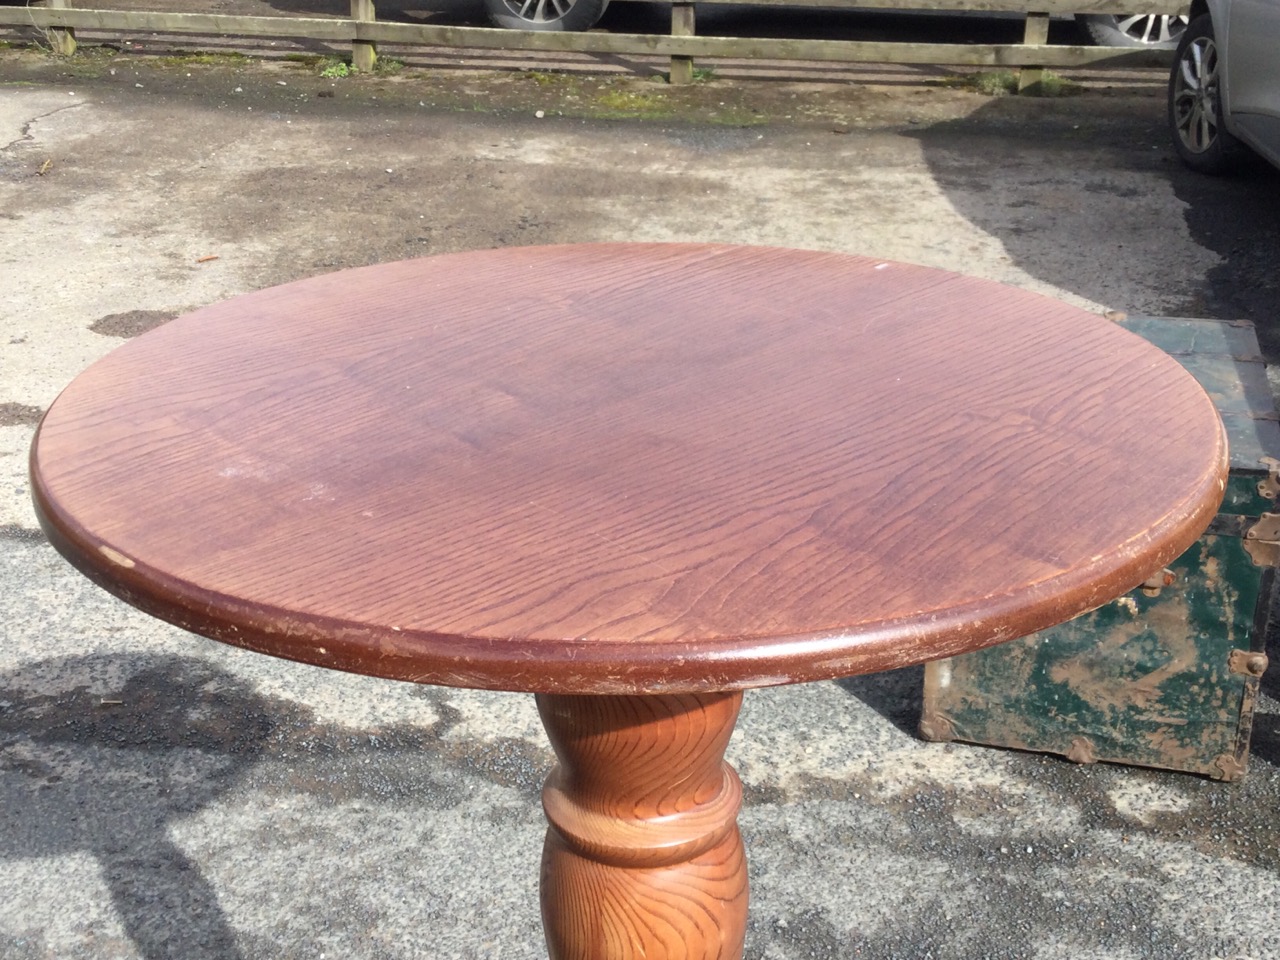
(30, 244, 1228, 694)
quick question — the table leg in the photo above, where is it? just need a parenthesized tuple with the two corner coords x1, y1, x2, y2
(536, 692, 749, 960)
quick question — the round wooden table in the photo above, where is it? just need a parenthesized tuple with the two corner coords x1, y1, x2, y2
(31, 244, 1227, 959)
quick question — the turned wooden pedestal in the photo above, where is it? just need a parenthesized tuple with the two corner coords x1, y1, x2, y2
(30, 244, 1228, 958)
(539, 694, 748, 959)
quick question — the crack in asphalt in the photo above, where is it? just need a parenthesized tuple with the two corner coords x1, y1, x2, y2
(4, 101, 87, 154)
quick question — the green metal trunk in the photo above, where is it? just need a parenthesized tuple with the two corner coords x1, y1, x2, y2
(920, 316, 1277, 780)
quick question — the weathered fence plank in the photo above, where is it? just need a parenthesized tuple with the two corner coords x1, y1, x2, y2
(45, 0, 76, 56)
(0, 5, 1176, 78)
(1017, 11, 1051, 90)
(685, 0, 1178, 11)
(350, 0, 377, 72)
(670, 1, 696, 84)
(0, 10, 355, 42)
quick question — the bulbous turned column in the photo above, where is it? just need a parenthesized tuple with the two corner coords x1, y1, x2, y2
(536, 692, 749, 960)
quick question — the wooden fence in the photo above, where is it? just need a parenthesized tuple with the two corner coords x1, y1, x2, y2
(0, 0, 1181, 88)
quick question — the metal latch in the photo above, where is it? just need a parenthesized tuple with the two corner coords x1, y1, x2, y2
(1257, 457, 1280, 500)
(1228, 649, 1269, 678)
(1243, 513, 1280, 567)
(1139, 568, 1176, 597)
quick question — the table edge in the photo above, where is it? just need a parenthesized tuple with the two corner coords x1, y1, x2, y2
(30, 423, 1228, 695)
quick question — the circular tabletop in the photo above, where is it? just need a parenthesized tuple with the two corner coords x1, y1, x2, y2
(31, 244, 1227, 694)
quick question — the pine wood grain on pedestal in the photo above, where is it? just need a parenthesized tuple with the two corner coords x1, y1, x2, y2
(539, 693, 748, 959)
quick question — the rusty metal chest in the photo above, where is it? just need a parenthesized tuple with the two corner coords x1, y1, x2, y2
(920, 315, 1277, 780)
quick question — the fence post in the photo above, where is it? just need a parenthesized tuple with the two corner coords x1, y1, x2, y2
(351, 0, 377, 72)
(1017, 11, 1049, 93)
(46, 0, 77, 56)
(669, 1, 695, 85)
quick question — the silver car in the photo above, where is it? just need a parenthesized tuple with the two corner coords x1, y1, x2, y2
(1169, 0, 1280, 172)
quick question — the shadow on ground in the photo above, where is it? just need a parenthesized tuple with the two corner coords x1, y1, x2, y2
(0, 652, 548, 959)
(1168, 157, 1280, 360)
(1255, 625, 1280, 768)
(0, 656, 271, 959)
(834, 664, 922, 738)
(911, 98, 1280, 357)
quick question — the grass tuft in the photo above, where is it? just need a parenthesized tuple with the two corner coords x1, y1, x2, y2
(319, 57, 352, 79)
(957, 69, 1083, 97)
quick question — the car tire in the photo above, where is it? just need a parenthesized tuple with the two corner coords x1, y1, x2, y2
(483, 0, 608, 31)
(1076, 12, 1188, 47)
(1168, 13, 1242, 174)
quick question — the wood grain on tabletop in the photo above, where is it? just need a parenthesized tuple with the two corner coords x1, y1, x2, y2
(30, 243, 1228, 693)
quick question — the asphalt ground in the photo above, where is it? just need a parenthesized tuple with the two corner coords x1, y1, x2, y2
(2, 34, 1280, 960)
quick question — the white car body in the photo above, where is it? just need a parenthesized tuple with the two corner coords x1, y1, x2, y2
(1195, 0, 1280, 169)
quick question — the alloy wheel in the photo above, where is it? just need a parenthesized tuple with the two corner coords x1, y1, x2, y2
(1172, 36, 1222, 155)
(1115, 12, 1188, 44)
(500, 0, 576, 22)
